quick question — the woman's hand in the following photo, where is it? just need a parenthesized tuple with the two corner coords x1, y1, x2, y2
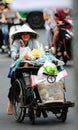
(23, 52, 35, 60)
(51, 47, 57, 55)
(15, 54, 19, 59)
(21, 18, 26, 21)
(23, 52, 31, 60)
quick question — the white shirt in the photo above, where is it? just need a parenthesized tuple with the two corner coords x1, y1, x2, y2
(43, 8, 56, 30)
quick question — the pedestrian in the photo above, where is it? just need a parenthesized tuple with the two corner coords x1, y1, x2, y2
(0, 1, 5, 48)
(43, 8, 57, 48)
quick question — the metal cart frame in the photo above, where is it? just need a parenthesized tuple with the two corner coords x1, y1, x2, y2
(11, 65, 74, 124)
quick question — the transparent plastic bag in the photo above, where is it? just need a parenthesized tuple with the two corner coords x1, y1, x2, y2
(20, 47, 31, 58)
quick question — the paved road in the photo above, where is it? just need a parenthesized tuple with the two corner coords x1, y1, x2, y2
(0, 29, 76, 130)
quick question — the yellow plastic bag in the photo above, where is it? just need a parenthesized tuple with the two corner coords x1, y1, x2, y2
(31, 49, 44, 58)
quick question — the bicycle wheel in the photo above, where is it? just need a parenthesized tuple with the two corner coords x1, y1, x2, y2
(12, 79, 26, 122)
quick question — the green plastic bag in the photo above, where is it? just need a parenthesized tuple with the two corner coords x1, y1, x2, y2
(43, 61, 58, 75)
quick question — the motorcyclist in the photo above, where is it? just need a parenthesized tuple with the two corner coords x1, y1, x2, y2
(52, 8, 72, 57)
(1, 2, 26, 51)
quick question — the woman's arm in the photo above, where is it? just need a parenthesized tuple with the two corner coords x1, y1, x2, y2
(11, 40, 20, 60)
(16, 12, 26, 21)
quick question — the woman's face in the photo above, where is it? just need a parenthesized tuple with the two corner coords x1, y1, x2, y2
(21, 32, 30, 45)
(0, 4, 5, 11)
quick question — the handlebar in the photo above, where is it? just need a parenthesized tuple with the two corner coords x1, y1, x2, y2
(0, 18, 26, 26)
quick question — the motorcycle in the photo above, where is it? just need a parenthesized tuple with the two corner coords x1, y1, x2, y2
(52, 13, 73, 64)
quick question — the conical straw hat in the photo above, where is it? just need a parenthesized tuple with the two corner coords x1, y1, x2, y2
(11, 24, 39, 39)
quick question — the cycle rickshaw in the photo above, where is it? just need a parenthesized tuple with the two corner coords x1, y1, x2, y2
(10, 60, 74, 125)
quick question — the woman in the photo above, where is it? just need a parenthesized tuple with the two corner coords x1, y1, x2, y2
(7, 24, 43, 115)
(43, 8, 56, 47)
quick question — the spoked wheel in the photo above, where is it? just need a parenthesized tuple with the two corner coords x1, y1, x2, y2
(12, 79, 26, 122)
(28, 107, 35, 125)
(55, 108, 68, 122)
